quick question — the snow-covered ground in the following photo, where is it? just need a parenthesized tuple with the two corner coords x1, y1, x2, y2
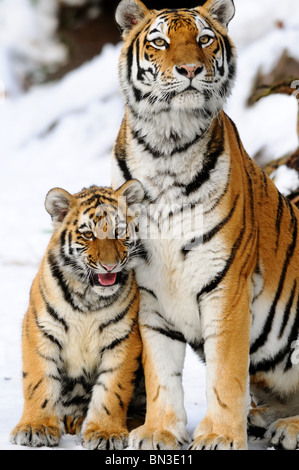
(1, 0, 299, 450)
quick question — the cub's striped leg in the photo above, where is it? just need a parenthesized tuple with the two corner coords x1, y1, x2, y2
(82, 320, 141, 450)
(191, 286, 251, 450)
(10, 308, 62, 447)
(129, 304, 189, 450)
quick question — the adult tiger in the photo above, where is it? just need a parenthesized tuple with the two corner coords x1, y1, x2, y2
(11, 181, 145, 449)
(112, 0, 299, 450)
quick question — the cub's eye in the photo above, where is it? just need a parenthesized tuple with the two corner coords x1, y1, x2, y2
(152, 38, 168, 48)
(199, 35, 213, 45)
(82, 231, 94, 240)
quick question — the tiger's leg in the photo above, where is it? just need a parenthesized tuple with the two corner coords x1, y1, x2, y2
(82, 320, 142, 450)
(10, 309, 62, 447)
(191, 286, 251, 450)
(129, 302, 189, 450)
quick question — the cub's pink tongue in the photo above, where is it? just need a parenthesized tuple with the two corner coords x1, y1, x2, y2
(98, 273, 117, 286)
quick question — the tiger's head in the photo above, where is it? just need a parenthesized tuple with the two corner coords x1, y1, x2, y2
(45, 181, 144, 296)
(116, 0, 236, 118)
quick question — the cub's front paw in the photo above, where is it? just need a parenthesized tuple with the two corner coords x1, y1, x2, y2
(10, 422, 60, 447)
(82, 424, 129, 450)
(190, 433, 246, 450)
(129, 425, 188, 450)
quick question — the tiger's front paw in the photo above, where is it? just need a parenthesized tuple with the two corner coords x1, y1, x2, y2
(191, 417, 247, 450)
(190, 433, 246, 450)
(10, 422, 61, 447)
(265, 417, 299, 450)
(82, 423, 129, 450)
(129, 425, 188, 450)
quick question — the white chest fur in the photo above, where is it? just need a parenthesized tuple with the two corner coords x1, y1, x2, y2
(61, 313, 102, 377)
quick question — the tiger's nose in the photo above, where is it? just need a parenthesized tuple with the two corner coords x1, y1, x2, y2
(175, 63, 203, 79)
(101, 263, 118, 272)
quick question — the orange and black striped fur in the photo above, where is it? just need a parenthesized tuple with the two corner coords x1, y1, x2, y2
(112, 0, 299, 450)
(11, 181, 145, 449)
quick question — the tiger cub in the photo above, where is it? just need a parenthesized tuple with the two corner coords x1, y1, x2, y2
(11, 180, 144, 449)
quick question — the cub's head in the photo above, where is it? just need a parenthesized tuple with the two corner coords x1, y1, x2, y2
(116, 0, 236, 116)
(45, 181, 144, 296)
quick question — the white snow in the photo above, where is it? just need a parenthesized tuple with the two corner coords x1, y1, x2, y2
(0, 0, 298, 451)
(270, 165, 299, 196)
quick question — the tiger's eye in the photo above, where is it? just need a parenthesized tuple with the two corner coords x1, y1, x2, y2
(83, 231, 94, 240)
(152, 38, 167, 48)
(199, 35, 211, 45)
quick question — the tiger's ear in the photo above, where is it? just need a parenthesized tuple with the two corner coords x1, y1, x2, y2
(115, 0, 149, 38)
(203, 0, 235, 29)
(45, 188, 73, 228)
(117, 179, 145, 205)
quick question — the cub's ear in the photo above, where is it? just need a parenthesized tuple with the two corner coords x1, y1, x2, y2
(117, 179, 145, 205)
(115, 0, 149, 38)
(203, 0, 235, 29)
(45, 188, 73, 228)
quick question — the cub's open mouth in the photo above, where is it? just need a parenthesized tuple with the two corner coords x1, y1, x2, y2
(91, 272, 121, 287)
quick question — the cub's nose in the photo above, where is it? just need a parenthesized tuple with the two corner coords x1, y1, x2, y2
(101, 263, 118, 272)
(175, 63, 203, 79)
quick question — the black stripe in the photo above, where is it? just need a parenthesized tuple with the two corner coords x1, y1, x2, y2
(284, 291, 299, 371)
(100, 332, 131, 354)
(41, 399, 48, 409)
(215, 35, 226, 77)
(139, 286, 157, 299)
(40, 286, 69, 332)
(32, 303, 63, 350)
(184, 121, 224, 196)
(62, 395, 90, 408)
(29, 379, 43, 399)
(250, 203, 298, 355)
(131, 128, 202, 159)
(46, 300, 69, 332)
(95, 381, 108, 391)
(144, 324, 185, 343)
(275, 192, 284, 252)
(115, 392, 124, 410)
(116, 152, 133, 182)
(250, 289, 299, 374)
(82, 194, 103, 207)
(47, 252, 82, 312)
(250, 345, 289, 374)
(222, 35, 233, 67)
(228, 116, 242, 153)
(182, 194, 239, 256)
(126, 39, 134, 83)
(68, 231, 73, 255)
(278, 279, 296, 338)
(98, 289, 138, 333)
(60, 229, 67, 249)
(61, 375, 92, 395)
(197, 214, 246, 301)
(36, 319, 62, 350)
